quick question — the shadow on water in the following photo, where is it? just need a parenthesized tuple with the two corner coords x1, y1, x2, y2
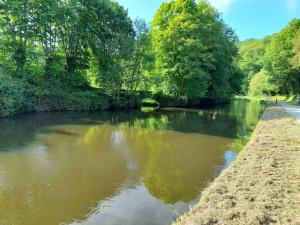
(0, 99, 265, 152)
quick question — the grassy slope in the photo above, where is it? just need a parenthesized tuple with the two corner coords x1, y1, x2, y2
(174, 106, 300, 225)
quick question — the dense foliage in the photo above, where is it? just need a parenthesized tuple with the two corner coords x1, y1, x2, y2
(0, 0, 134, 86)
(237, 37, 271, 94)
(0, 0, 134, 116)
(0, 0, 243, 116)
(150, 0, 239, 100)
(238, 19, 300, 97)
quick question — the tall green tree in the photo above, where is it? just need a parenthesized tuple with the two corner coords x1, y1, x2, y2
(198, 1, 238, 99)
(264, 19, 300, 95)
(80, 0, 134, 97)
(237, 37, 271, 93)
(291, 31, 300, 70)
(0, 0, 34, 74)
(58, 0, 89, 74)
(248, 70, 274, 97)
(151, 0, 210, 99)
(33, 0, 61, 76)
(123, 18, 150, 106)
(151, 0, 238, 100)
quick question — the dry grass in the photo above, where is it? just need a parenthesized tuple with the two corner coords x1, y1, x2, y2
(174, 106, 300, 225)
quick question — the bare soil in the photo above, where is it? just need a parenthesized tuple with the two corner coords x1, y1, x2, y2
(174, 106, 300, 225)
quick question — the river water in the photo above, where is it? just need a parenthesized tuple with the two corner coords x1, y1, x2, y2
(0, 99, 265, 225)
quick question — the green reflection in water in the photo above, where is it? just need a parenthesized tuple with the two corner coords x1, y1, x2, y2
(0, 99, 265, 225)
(0, 125, 127, 225)
(116, 120, 232, 204)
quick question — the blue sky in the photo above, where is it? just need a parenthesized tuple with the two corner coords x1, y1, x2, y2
(116, 0, 300, 40)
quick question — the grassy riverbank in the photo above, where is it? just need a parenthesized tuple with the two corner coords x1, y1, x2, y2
(174, 105, 300, 225)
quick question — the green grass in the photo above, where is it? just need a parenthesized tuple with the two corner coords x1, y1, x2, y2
(235, 95, 267, 102)
(269, 95, 299, 104)
(235, 95, 300, 105)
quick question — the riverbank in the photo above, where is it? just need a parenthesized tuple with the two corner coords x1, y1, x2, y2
(0, 79, 111, 117)
(174, 105, 300, 225)
(0, 77, 232, 118)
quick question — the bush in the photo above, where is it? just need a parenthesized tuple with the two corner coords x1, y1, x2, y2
(0, 78, 110, 117)
(248, 70, 275, 97)
(0, 79, 31, 116)
(141, 98, 159, 106)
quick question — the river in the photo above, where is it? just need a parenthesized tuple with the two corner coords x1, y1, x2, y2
(0, 99, 265, 225)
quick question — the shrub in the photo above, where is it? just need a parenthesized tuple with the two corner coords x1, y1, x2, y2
(0, 78, 110, 117)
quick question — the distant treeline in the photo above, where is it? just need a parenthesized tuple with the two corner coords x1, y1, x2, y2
(238, 19, 300, 97)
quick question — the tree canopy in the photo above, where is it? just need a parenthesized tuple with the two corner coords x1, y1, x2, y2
(0, 0, 134, 86)
(238, 19, 300, 97)
(2, 0, 288, 115)
(150, 0, 239, 100)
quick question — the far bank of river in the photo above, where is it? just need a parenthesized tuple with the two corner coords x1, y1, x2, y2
(174, 105, 300, 225)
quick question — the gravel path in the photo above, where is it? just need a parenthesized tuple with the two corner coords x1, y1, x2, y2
(278, 101, 300, 124)
(174, 106, 300, 225)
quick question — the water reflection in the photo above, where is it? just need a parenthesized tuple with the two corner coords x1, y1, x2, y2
(70, 185, 189, 225)
(223, 150, 237, 168)
(0, 99, 265, 225)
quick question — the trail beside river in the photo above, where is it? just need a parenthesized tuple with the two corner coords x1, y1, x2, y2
(174, 106, 300, 225)
(279, 101, 300, 124)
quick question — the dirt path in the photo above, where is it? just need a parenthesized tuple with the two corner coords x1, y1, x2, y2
(174, 106, 300, 225)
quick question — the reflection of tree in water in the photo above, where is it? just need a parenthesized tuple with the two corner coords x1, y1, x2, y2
(0, 99, 264, 152)
(117, 118, 232, 204)
(114, 100, 265, 204)
(222, 99, 266, 152)
(0, 125, 127, 225)
(0, 99, 266, 224)
(227, 100, 265, 134)
(141, 137, 226, 205)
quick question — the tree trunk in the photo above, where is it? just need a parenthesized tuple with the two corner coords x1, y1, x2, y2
(44, 54, 55, 77)
(14, 44, 26, 76)
(66, 54, 77, 73)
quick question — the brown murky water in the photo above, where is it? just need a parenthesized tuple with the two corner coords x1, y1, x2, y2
(0, 100, 265, 225)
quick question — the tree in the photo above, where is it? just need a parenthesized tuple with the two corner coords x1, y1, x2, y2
(33, 0, 61, 77)
(81, 0, 135, 97)
(58, 0, 89, 74)
(248, 70, 275, 97)
(198, 1, 238, 99)
(228, 63, 245, 95)
(150, 0, 238, 100)
(123, 18, 150, 106)
(0, 0, 244, 103)
(0, 0, 34, 75)
(237, 37, 272, 93)
(151, 0, 210, 99)
(238, 19, 300, 97)
(291, 31, 300, 70)
(263, 19, 300, 95)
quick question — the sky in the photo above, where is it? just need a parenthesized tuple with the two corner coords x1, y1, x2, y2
(116, 0, 300, 40)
